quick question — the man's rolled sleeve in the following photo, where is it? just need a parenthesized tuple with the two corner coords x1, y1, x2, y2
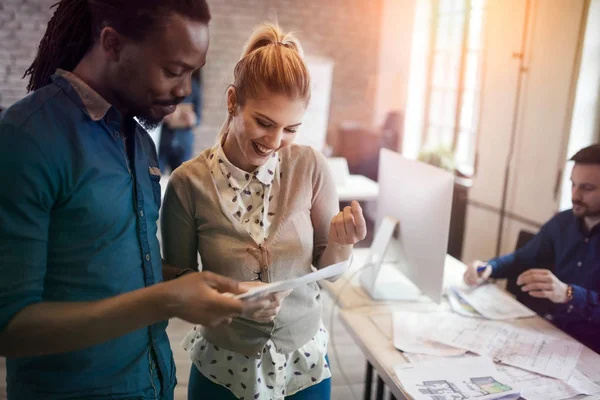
(0, 122, 55, 332)
(556, 284, 600, 323)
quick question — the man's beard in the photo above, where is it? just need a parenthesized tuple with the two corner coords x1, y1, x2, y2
(136, 115, 163, 131)
(573, 201, 600, 218)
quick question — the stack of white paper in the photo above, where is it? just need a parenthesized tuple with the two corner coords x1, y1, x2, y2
(235, 258, 350, 299)
(399, 354, 600, 400)
(392, 311, 466, 356)
(394, 356, 521, 400)
(448, 288, 484, 318)
(578, 351, 600, 383)
(421, 313, 582, 381)
(497, 364, 600, 400)
(452, 284, 536, 320)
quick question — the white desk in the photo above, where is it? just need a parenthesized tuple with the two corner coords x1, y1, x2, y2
(321, 248, 466, 310)
(321, 249, 600, 400)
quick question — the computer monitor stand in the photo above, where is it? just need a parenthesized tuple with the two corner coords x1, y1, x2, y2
(359, 260, 424, 301)
(358, 216, 426, 301)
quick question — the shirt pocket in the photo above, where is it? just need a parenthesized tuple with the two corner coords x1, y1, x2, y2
(148, 166, 162, 207)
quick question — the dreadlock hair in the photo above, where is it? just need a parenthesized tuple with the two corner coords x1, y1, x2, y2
(24, 0, 211, 92)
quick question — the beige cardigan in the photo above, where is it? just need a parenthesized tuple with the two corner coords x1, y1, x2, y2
(161, 144, 339, 356)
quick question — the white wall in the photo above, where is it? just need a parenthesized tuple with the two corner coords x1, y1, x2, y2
(504, 0, 585, 224)
(402, 0, 433, 158)
(373, 0, 418, 134)
(560, 0, 600, 211)
(462, 0, 587, 263)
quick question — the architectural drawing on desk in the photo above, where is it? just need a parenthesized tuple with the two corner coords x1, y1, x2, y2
(448, 289, 483, 318)
(418, 380, 467, 400)
(417, 376, 513, 400)
(470, 376, 513, 394)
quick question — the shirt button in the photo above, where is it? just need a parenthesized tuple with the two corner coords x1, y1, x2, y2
(577, 262, 582, 267)
(585, 238, 589, 243)
(145, 254, 150, 261)
(277, 349, 284, 354)
(139, 210, 144, 218)
(114, 131, 119, 138)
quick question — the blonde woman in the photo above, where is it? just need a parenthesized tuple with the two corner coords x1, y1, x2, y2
(161, 23, 367, 400)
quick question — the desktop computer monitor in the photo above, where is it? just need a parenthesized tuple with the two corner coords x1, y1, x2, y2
(360, 148, 454, 304)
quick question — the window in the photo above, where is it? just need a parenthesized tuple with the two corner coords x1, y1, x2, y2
(422, 0, 487, 174)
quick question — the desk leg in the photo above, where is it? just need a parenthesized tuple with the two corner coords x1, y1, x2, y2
(376, 376, 385, 400)
(364, 362, 374, 400)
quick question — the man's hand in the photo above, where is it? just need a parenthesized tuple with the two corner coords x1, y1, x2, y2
(463, 260, 492, 286)
(517, 269, 569, 304)
(238, 281, 292, 323)
(162, 272, 270, 327)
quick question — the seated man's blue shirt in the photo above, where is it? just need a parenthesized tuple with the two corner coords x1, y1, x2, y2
(489, 210, 600, 353)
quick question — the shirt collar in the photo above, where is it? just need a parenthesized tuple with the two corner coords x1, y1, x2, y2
(55, 69, 111, 121)
(211, 143, 279, 189)
(577, 214, 600, 237)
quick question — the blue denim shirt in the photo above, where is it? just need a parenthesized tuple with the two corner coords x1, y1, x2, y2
(0, 71, 175, 399)
(489, 210, 600, 353)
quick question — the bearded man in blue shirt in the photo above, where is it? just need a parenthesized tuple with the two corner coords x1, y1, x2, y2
(465, 144, 600, 354)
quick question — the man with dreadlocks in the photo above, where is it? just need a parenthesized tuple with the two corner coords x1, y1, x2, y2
(0, 1, 271, 399)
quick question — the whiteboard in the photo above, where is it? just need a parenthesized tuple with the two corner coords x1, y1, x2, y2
(295, 56, 334, 152)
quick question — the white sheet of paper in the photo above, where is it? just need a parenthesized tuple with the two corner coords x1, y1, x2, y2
(577, 350, 600, 383)
(394, 356, 521, 400)
(235, 258, 350, 300)
(404, 353, 600, 400)
(454, 284, 536, 320)
(497, 364, 600, 400)
(392, 311, 466, 356)
(448, 288, 484, 318)
(422, 313, 582, 381)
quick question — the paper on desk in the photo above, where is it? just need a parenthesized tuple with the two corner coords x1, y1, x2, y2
(497, 364, 600, 400)
(392, 311, 466, 356)
(577, 350, 600, 383)
(403, 353, 600, 400)
(394, 356, 521, 400)
(448, 288, 484, 318)
(422, 313, 582, 381)
(453, 284, 536, 320)
(403, 352, 477, 365)
(235, 258, 350, 300)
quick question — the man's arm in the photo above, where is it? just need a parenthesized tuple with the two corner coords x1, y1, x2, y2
(0, 283, 167, 357)
(517, 268, 600, 323)
(0, 123, 249, 358)
(566, 285, 600, 323)
(0, 271, 251, 357)
(0, 271, 248, 357)
(488, 227, 555, 279)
